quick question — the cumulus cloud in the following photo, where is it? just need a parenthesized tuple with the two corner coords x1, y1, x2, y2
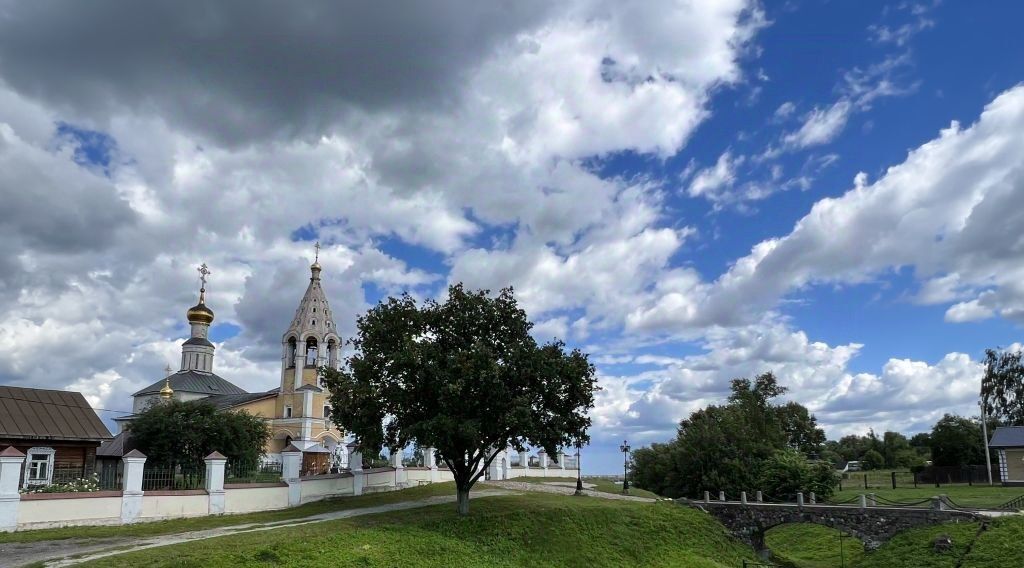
(0, 0, 766, 422)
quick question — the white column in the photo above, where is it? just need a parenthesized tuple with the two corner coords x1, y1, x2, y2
(390, 451, 406, 487)
(538, 450, 548, 477)
(0, 447, 25, 532)
(348, 447, 364, 495)
(121, 450, 147, 524)
(204, 452, 227, 515)
(557, 450, 566, 470)
(293, 354, 304, 389)
(423, 447, 439, 483)
(519, 450, 529, 475)
(282, 446, 302, 507)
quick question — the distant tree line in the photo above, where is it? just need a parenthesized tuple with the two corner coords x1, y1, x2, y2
(632, 347, 1024, 498)
(631, 372, 836, 500)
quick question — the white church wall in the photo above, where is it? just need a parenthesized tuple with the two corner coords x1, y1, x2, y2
(224, 485, 290, 514)
(18, 494, 123, 529)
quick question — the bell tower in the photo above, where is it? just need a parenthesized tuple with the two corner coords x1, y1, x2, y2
(281, 242, 341, 391)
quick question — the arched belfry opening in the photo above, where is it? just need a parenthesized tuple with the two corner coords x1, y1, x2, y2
(305, 337, 319, 367)
(327, 338, 338, 367)
(286, 337, 298, 367)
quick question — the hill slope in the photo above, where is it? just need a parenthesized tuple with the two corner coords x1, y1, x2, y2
(79, 493, 758, 567)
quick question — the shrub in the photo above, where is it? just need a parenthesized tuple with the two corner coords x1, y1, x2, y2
(758, 449, 838, 500)
(22, 472, 100, 494)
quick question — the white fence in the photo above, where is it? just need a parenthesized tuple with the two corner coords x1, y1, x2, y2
(0, 445, 577, 532)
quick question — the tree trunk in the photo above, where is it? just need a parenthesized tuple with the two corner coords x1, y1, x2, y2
(456, 485, 471, 515)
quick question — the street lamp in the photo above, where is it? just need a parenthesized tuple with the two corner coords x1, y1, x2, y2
(620, 439, 631, 494)
(574, 440, 584, 496)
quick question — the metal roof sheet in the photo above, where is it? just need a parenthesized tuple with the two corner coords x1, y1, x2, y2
(0, 385, 112, 441)
(989, 426, 1024, 448)
(133, 370, 247, 397)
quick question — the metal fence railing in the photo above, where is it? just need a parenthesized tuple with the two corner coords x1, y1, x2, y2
(226, 461, 283, 484)
(51, 462, 87, 485)
(838, 466, 1001, 490)
(142, 464, 206, 491)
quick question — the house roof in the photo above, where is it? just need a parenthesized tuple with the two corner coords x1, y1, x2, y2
(0, 385, 112, 442)
(96, 430, 135, 457)
(989, 426, 1024, 448)
(133, 370, 247, 397)
(205, 390, 278, 410)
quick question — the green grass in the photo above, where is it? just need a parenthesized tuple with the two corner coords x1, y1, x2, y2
(829, 485, 1024, 509)
(765, 523, 865, 568)
(0, 482, 459, 544)
(512, 476, 661, 499)
(767, 516, 1024, 568)
(77, 493, 756, 567)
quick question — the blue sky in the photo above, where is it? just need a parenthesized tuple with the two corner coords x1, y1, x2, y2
(1, 1, 1023, 474)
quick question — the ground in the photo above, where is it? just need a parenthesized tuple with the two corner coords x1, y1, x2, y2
(765, 523, 865, 568)
(70, 491, 750, 567)
(510, 476, 661, 499)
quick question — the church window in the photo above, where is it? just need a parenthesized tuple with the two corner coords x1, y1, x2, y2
(305, 337, 318, 366)
(287, 337, 297, 367)
(323, 406, 331, 420)
(285, 406, 293, 418)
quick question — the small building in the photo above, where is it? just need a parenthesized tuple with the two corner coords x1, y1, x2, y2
(0, 385, 112, 489)
(988, 426, 1024, 485)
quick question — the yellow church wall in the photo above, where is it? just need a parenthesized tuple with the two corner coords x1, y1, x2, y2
(228, 396, 278, 419)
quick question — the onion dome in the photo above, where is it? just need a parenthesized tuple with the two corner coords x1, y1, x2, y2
(186, 287, 215, 324)
(159, 376, 174, 399)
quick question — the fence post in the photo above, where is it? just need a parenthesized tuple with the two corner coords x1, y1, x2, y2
(913, 472, 918, 488)
(281, 444, 303, 506)
(932, 496, 945, 511)
(390, 451, 406, 487)
(703, 491, 710, 504)
(859, 494, 867, 510)
(424, 447, 439, 482)
(0, 447, 25, 532)
(968, 468, 973, 486)
(809, 492, 816, 505)
(867, 493, 876, 507)
(797, 492, 804, 509)
(557, 450, 566, 470)
(121, 449, 147, 524)
(719, 491, 726, 502)
(839, 478, 843, 491)
(204, 452, 227, 515)
(756, 490, 763, 503)
(863, 473, 868, 489)
(741, 491, 747, 505)
(891, 471, 897, 490)
(518, 449, 529, 476)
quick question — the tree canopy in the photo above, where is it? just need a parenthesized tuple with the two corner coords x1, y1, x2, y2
(129, 399, 269, 470)
(981, 347, 1024, 425)
(322, 284, 598, 515)
(929, 414, 986, 467)
(631, 372, 829, 499)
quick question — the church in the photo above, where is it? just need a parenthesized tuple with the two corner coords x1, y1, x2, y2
(107, 253, 346, 475)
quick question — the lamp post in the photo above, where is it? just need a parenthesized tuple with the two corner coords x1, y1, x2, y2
(619, 439, 631, 494)
(980, 399, 993, 485)
(574, 440, 584, 496)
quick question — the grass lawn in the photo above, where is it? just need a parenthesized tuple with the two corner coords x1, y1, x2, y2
(77, 493, 756, 567)
(765, 523, 865, 568)
(765, 516, 1024, 568)
(511, 476, 661, 499)
(0, 483, 459, 544)
(828, 485, 1024, 509)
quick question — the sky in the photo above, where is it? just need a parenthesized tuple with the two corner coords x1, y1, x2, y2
(0, 1, 1022, 474)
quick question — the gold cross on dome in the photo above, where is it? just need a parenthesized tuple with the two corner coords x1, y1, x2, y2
(314, 241, 321, 262)
(197, 263, 211, 288)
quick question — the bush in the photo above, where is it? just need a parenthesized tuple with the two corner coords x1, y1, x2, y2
(22, 472, 100, 494)
(861, 449, 885, 470)
(758, 449, 838, 500)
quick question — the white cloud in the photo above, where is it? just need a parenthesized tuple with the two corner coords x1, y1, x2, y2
(687, 151, 742, 198)
(782, 100, 853, 149)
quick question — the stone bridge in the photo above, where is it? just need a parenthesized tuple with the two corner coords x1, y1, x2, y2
(684, 498, 982, 552)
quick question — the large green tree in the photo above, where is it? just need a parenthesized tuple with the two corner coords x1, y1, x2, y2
(129, 400, 270, 471)
(980, 347, 1024, 425)
(322, 284, 598, 515)
(631, 372, 829, 498)
(929, 414, 985, 467)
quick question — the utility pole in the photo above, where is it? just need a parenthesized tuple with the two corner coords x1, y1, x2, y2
(980, 399, 993, 486)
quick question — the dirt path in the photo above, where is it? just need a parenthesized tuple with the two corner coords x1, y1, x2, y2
(5, 489, 511, 567)
(481, 480, 658, 502)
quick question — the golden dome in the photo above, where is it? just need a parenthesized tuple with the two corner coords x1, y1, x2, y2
(159, 377, 174, 399)
(186, 288, 215, 324)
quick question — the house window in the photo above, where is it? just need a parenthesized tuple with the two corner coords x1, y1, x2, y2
(23, 447, 55, 488)
(285, 406, 293, 418)
(323, 406, 331, 420)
